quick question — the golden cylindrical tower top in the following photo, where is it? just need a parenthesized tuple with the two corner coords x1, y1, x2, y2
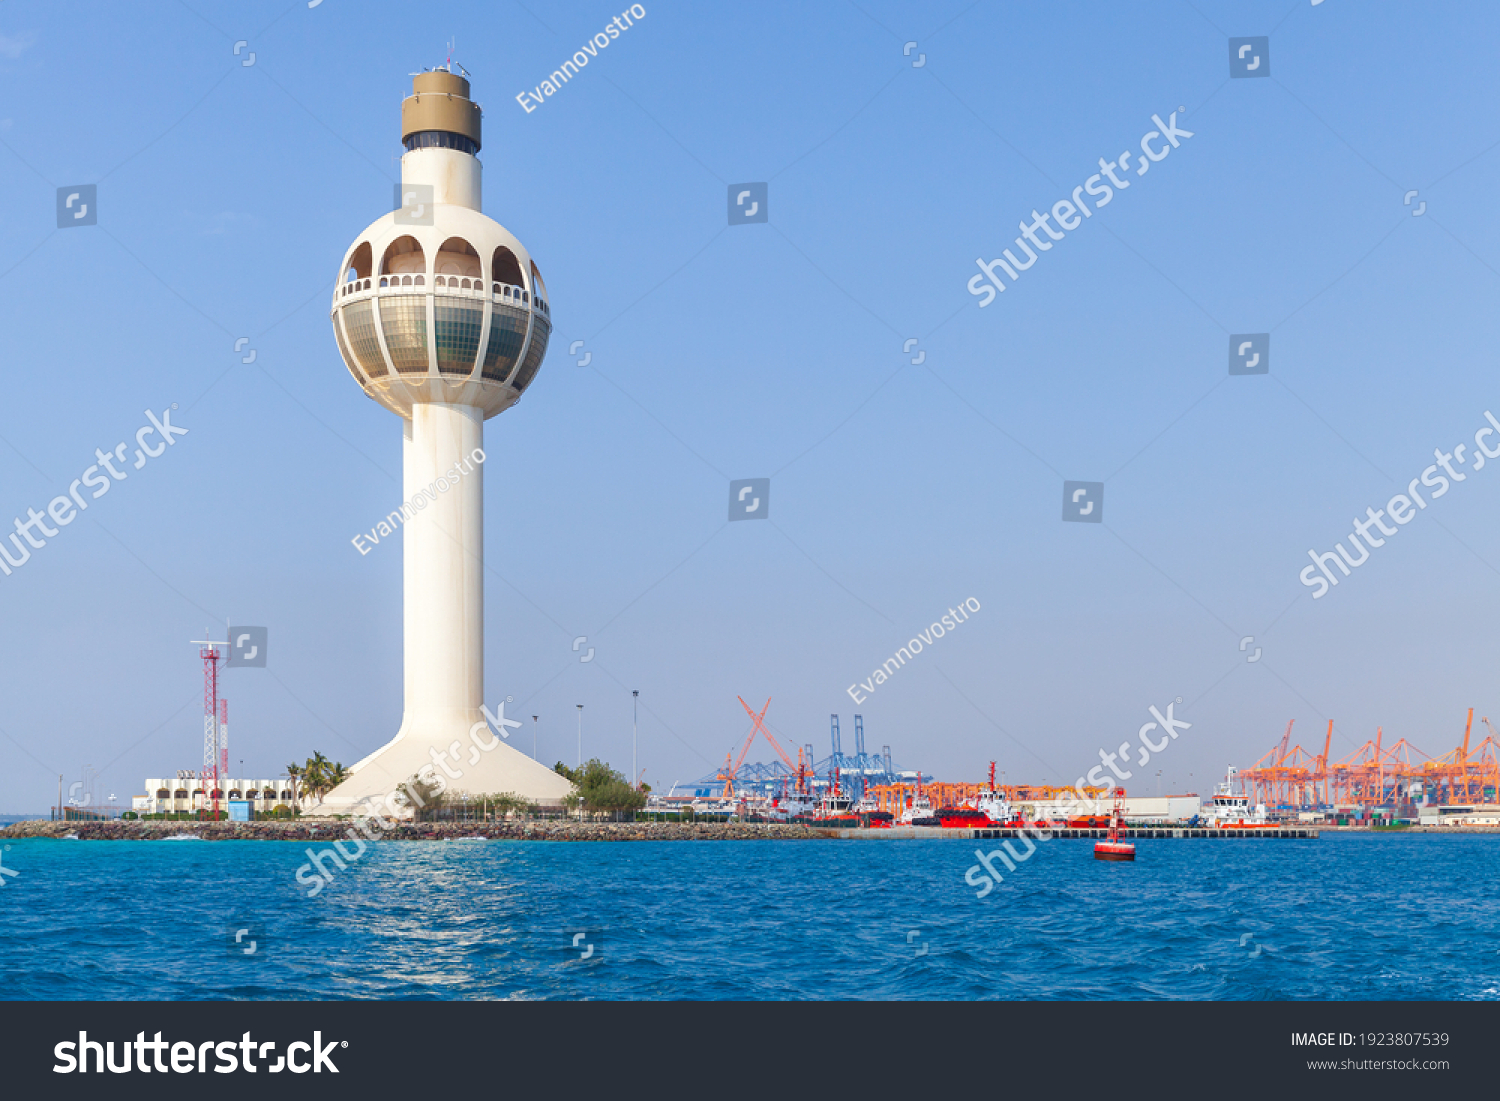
(401, 71, 482, 151)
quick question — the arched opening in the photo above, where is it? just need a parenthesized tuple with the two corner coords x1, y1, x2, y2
(491, 246, 524, 289)
(378, 237, 429, 373)
(279, 790, 292, 800)
(381, 236, 425, 276)
(263, 789, 277, 800)
(228, 790, 242, 799)
(347, 241, 373, 282)
(174, 790, 188, 800)
(435, 237, 481, 278)
(156, 789, 170, 799)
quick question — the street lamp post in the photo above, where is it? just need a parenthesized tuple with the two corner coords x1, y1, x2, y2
(576, 704, 583, 769)
(532, 715, 539, 760)
(632, 690, 639, 791)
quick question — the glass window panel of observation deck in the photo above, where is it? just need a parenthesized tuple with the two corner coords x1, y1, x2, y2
(511, 316, 550, 393)
(333, 312, 366, 384)
(481, 306, 527, 382)
(435, 300, 483, 375)
(381, 295, 430, 374)
(342, 300, 388, 378)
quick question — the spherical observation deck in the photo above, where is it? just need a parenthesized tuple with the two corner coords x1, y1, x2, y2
(330, 204, 551, 420)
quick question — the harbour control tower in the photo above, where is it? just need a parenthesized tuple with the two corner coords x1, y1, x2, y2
(314, 66, 572, 813)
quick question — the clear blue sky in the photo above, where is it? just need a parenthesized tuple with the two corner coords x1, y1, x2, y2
(2, 0, 1499, 809)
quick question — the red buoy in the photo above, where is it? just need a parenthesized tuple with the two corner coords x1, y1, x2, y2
(1094, 788, 1135, 862)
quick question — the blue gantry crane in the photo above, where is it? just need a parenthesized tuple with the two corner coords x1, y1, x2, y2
(685, 711, 916, 799)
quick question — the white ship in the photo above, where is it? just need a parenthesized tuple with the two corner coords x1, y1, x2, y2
(1204, 766, 1269, 826)
(974, 789, 1012, 823)
(897, 791, 936, 825)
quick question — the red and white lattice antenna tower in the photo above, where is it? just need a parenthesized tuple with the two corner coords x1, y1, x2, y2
(190, 633, 228, 819)
(219, 699, 229, 811)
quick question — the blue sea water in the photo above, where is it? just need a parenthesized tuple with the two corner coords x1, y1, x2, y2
(2, 833, 1498, 1000)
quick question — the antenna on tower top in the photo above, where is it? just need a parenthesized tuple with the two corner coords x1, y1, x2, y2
(439, 38, 470, 78)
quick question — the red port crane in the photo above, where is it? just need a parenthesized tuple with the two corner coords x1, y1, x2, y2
(717, 697, 798, 799)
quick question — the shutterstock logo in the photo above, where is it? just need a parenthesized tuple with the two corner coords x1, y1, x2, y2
(728, 183, 768, 225)
(729, 478, 769, 520)
(1062, 481, 1102, 523)
(1229, 37, 1270, 78)
(1229, 334, 1269, 375)
(55, 1031, 345, 1074)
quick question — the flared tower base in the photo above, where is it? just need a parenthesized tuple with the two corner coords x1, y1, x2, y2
(306, 714, 573, 817)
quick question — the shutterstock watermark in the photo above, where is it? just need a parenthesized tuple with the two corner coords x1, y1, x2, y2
(0, 407, 188, 578)
(350, 448, 485, 556)
(846, 598, 981, 704)
(1300, 408, 1500, 598)
(967, 108, 1194, 306)
(293, 698, 523, 898)
(964, 698, 1190, 898)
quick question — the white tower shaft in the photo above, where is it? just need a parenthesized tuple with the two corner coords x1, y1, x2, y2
(402, 147, 481, 209)
(401, 405, 484, 732)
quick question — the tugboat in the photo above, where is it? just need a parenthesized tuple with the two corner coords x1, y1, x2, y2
(979, 763, 1013, 823)
(941, 762, 1013, 827)
(815, 788, 861, 827)
(1205, 766, 1270, 827)
(852, 792, 893, 828)
(898, 785, 940, 826)
(938, 804, 990, 828)
(1093, 788, 1135, 862)
(976, 788, 1013, 824)
(790, 773, 862, 827)
(778, 790, 816, 821)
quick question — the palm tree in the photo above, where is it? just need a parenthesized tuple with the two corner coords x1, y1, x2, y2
(285, 762, 302, 813)
(305, 752, 332, 801)
(287, 753, 348, 809)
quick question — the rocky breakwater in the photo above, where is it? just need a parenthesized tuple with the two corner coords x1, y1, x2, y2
(0, 819, 823, 842)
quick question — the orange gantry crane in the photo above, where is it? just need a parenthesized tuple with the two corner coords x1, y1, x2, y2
(1242, 720, 1322, 808)
(1242, 709, 1500, 812)
(1422, 709, 1500, 804)
(1313, 719, 1333, 806)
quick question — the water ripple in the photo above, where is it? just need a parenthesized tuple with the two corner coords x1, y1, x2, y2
(0, 834, 1497, 999)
